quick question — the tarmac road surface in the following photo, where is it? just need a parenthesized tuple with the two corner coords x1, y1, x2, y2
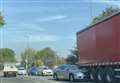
(0, 76, 95, 83)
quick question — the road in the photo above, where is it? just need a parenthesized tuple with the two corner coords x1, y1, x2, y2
(0, 76, 94, 83)
(0, 76, 119, 83)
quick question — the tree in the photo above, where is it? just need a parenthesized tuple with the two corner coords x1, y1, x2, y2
(71, 47, 79, 61)
(65, 55, 78, 64)
(0, 48, 16, 63)
(34, 59, 44, 67)
(66, 46, 79, 64)
(21, 48, 36, 68)
(55, 56, 65, 65)
(91, 6, 120, 25)
(21, 47, 64, 68)
(0, 13, 5, 62)
(0, 13, 4, 27)
(35, 47, 57, 68)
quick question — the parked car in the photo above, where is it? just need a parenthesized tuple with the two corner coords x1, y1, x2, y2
(37, 68, 43, 76)
(53, 64, 86, 82)
(41, 67, 53, 76)
(18, 67, 26, 75)
(28, 67, 39, 76)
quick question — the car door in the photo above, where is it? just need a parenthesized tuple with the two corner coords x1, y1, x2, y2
(57, 65, 68, 79)
(59, 65, 71, 80)
(56, 65, 65, 79)
(61, 66, 70, 80)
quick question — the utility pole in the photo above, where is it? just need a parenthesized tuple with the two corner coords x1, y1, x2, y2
(24, 34, 30, 76)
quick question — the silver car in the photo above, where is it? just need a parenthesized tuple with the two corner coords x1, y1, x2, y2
(53, 64, 85, 82)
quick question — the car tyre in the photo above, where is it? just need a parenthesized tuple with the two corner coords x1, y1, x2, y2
(53, 73, 58, 80)
(42, 72, 44, 76)
(69, 74, 75, 82)
(14, 73, 17, 77)
(3, 73, 7, 77)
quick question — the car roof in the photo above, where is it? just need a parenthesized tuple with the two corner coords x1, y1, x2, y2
(59, 64, 77, 67)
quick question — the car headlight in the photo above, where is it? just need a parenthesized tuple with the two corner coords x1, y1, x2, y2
(76, 72, 84, 77)
(42, 71, 46, 73)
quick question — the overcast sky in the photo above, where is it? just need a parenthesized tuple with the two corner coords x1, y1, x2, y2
(0, 0, 120, 60)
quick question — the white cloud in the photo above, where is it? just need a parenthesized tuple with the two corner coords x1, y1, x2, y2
(7, 34, 60, 43)
(22, 24, 45, 31)
(5, 23, 45, 32)
(84, 0, 120, 7)
(29, 34, 59, 42)
(36, 15, 67, 22)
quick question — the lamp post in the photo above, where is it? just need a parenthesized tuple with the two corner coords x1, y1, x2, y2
(25, 58, 28, 76)
(24, 34, 30, 76)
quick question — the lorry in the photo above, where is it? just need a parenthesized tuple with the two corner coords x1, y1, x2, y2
(77, 11, 120, 83)
(3, 63, 18, 77)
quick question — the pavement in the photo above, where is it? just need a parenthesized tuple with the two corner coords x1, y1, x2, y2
(0, 76, 94, 83)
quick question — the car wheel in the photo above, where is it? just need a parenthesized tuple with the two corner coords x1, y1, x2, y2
(42, 72, 44, 76)
(53, 73, 58, 80)
(3, 73, 7, 77)
(69, 74, 75, 82)
(14, 73, 17, 77)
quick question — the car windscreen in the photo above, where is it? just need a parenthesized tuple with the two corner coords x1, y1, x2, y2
(70, 65, 79, 70)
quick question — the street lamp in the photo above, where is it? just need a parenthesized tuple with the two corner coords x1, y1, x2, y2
(25, 58, 28, 76)
(24, 34, 30, 76)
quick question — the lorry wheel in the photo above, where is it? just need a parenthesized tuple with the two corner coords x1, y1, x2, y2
(90, 68, 97, 82)
(105, 68, 115, 83)
(97, 68, 105, 83)
(69, 74, 75, 82)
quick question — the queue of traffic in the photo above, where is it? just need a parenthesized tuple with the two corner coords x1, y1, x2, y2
(2, 63, 87, 82)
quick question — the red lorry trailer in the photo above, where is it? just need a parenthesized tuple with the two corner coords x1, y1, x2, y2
(77, 12, 120, 83)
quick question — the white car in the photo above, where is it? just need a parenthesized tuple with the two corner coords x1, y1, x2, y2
(18, 67, 26, 75)
(42, 68, 53, 76)
(53, 64, 86, 82)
